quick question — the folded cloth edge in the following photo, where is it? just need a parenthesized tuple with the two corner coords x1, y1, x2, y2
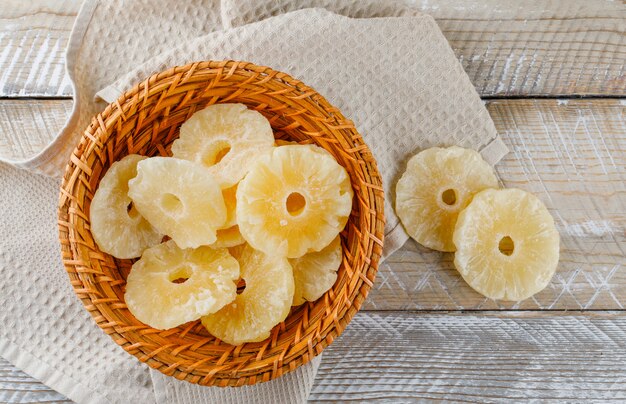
(0, 3, 151, 403)
(0, 0, 98, 174)
(149, 355, 322, 403)
(0, 2, 511, 401)
(0, 337, 111, 404)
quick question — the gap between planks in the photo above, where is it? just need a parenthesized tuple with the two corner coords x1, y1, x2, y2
(0, 357, 71, 403)
(375, 98, 626, 312)
(0, 0, 624, 97)
(0, 98, 624, 312)
(310, 310, 626, 402)
(4, 311, 626, 403)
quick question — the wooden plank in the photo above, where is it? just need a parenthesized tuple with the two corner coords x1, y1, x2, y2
(0, 0, 79, 96)
(0, 98, 624, 311)
(370, 99, 626, 311)
(0, 100, 71, 161)
(0, 0, 623, 97)
(415, 0, 626, 97)
(309, 311, 626, 402)
(0, 357, 71, 403)
(4, 311, 626, 403)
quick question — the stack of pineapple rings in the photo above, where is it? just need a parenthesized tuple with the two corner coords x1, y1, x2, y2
(396, 146, 560, 302)
(90, 103, 353, 345)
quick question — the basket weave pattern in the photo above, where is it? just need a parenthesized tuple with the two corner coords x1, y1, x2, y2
(58, 60, 384, 386)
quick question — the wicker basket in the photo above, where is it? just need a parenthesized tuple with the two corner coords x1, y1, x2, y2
(58, 60, 384, 387)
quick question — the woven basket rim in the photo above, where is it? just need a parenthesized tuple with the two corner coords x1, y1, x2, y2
(58, 60, 385, 386)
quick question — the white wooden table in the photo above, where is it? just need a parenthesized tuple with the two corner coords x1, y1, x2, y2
(1, 0, 625, 402)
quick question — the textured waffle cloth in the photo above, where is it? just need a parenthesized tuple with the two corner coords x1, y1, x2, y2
(0, 0, 508, 403)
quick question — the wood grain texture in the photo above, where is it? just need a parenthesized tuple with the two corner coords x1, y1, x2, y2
(5, 311, 626, 403)
(0, 100, 71, 161)
(370, 99, 626, 311)
(2, 98, 624, 311)
(0, 0, 79, 96)
(0, 358, 71, 403)
(412, 0, 626, 97)
(0, 0, 624, 97)
(309, 311, 626, 402)
(1, 0, 624, 401)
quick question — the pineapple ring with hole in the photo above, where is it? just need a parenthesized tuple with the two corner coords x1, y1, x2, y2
(89, 154, 163, 258)
(201, 244, 294, 345)
(237, 145, 353, 258)
(395, 146, 499, 252)
(125, 240, 240, 330)
(128, 157, 227, 249)
(290, 236, 342, 306)
(172, 103, 275, 187)
(453, 188, 560, 301)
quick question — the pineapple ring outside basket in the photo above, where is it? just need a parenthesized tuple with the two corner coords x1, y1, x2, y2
(58, 61, 384, 387)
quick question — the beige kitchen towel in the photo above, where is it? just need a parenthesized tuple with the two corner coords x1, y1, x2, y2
(0, 0, 507, 258)
(0, 161, 321, 404)
(97, 8, 508, 259)
(0, 0, 507, 403)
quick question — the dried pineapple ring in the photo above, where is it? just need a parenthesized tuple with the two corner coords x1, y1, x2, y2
(172, 103, 275, 187)
(90, 154, 162, 258)
(201, 244, 294, 345)
(453, 188, 560, 301)
(237, 145, 353, 258)
(396, 146, 498, 252)
(290, 236, 342, 306)
(125, 240, 240, 330)
(128, 157, 227, 249)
